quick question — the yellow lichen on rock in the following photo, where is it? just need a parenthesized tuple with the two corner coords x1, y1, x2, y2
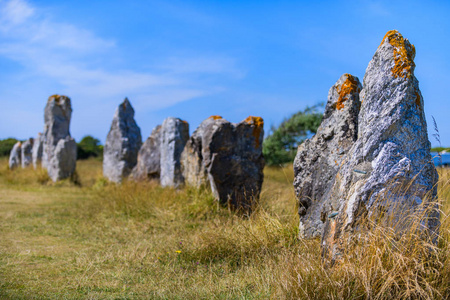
(208, 115, 223, 120)
(336, 74, 361, 110)
(49, 94, 61, 102)
(380, 30, 416, 79)
(244, 116, 264, 148)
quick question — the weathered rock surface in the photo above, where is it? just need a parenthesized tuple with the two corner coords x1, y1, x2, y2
(181, 116, 265, 210)
(131, 125, 162, 181)
(160, 117, 189, 187)
(321, 30, 439, 260)
(47, 137, 77, 181)
(43, 95, 77, 181)
(21, 138, 34, 168)
(293, 74, 361, 238)
(32, 133, 44, 168)
(103, 98, 142, 183)
(181, 116, 222, 188)
(9, 142, 21, 170)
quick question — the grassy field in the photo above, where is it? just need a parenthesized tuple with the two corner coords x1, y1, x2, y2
(0, 158, 449, 299)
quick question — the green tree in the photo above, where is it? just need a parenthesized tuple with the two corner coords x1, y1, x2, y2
(263, 105, 323, 166)
(0, 138, 20, 157)
(77, 136, 103, 159)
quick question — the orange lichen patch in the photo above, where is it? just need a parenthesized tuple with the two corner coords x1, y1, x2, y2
(181, 120, 188, 124)
(415, 91, 421, 108)
(49, 94, 70, 104)
(49, 94, 61, 102)
(380, 30, 416, 79)
(336, 74, 361, 110)
(244, 116, 264, 148)
(208, 115, 223, 120)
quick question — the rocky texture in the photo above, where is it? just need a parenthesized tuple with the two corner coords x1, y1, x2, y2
(293, 74, 362, 239)
(160, 117, 189, 187)
(181, 116, 265, 210)
(47, 137, 77, 181)
(9, 142, 21, 170)
(21, 138, 34, 168)
(32, 133, 44, 169)
(131, 125, 162, 181)
(321, 30, 439, 261)
(180, 116, 222, 188)
(103, 98, 142, 183)
(43, 95, 77, 181)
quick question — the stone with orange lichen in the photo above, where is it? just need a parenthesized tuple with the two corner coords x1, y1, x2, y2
(293, 73, 361, 239)
(181, 115, 264, 211)
(42, 94, 77, 181)
(379, 30, 416, 79)
(321, 30, 438, 262)
(336, 74, 361, 110)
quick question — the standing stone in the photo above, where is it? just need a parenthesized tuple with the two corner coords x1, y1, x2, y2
(181, 116, 265, 210)
(103, 98, 142, 183)
(9, 142, 21, 170)
(321, 30, 439, 260)
(293, 74, 361, 238)
(160, 117, 189, 187)
(47, 137, 77, 180)
(32, 133, 44, 169)
(131, 125, 162, 181)
(21, 138, 34, 168)
(43, 95, 77, 181)
(181, 116, 222, 188)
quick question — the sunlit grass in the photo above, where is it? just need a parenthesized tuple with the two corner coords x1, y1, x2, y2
(0, 157, 449, 299)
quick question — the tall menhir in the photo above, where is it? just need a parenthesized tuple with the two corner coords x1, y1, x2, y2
(42, 95, 77, 181)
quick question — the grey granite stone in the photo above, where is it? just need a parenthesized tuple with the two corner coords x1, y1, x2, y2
(103, 98, 142, 183)
(131, 125, 162, 181)
(160, 117, 189, 187)
(321, 30, 439, 261)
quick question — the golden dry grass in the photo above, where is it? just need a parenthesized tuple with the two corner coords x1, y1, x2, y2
(0, 158, 449, 299)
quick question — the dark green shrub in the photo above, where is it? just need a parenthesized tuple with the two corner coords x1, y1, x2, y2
(263, 105, 322, 166)
(77, 136, 103, 160)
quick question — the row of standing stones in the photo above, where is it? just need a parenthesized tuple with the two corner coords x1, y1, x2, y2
(9, 95, 77, 182)
(7, 29, 439, 260)
(8, 95, 265, 211)
(102, 98, 265, 210)
(293, 30, 439, 261)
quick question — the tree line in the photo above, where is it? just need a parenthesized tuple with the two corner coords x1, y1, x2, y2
(0, 136, 103, 160)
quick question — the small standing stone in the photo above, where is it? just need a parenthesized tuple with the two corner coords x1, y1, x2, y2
(293, 74, 361, 238)
(21, 138, 34, 168)
(47, 137, 77, 181)
(103, 98, 142, 183)
(160, 117, 189, 187)
(131, 125, 162, 181)
(181, 115, 265, 210)
(32, 133, 44, 169)
(9, 142, 21, 170)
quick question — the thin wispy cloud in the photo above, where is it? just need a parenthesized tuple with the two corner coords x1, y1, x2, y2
(0, 0, 242, 140)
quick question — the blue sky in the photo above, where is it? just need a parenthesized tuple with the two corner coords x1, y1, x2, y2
(0, 0, 449, 146)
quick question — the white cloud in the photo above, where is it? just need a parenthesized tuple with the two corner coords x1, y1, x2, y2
(0, 0, 242, 140)
(0, 0, 33, 27)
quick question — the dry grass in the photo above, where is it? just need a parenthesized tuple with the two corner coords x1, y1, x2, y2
(0, 158, 449, 299)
